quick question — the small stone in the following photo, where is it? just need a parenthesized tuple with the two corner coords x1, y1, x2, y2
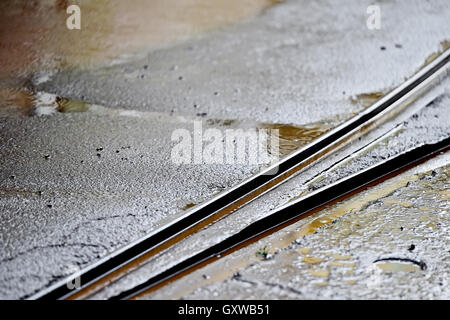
(408, 244, 415, 251)
(47, 204, 52, 208)
(380, 46, 386, 51)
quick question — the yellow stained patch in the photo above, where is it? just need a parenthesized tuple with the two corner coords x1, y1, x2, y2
(308, 269, 329, 277)
(313, 281, 328, 287)
(182, 203, 196, 210)
(328, 262, 355, 268)
(384, 199, 413, 208)
(302, 256, 324, 264)
(423, 40, 450, 67)
(439, 190, 450, 201)
(298, 248, 312, 255)
(297, 174, 420, 237)
(350, 91, 385, 108)
(375, 262, 420, 273)
(56, 98, 88, 113)
(262, 122, 333, 157)
(333, 254, 351, 261)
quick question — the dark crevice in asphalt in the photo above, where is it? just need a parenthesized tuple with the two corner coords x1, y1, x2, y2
(259, 281, 303, 296)
(91, 212, 138, 222)
(19, 275, 68, 300)
(231, 272, 303, 297)
(0, 242, 108, 264)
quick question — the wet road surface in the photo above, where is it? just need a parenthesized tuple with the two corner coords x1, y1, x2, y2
(0, 0, 450, 299)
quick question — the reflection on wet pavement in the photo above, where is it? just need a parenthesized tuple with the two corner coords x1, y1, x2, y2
(0, 0, 280, 77)
(261, 122, 334, 157)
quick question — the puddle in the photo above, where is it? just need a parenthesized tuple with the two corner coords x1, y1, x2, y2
(328, 261, 355, 268)
(375, 262, 421, 273)
(422, 40, 450, 68)
(302, 256, 324, 264)
(31, 92, 90, 116)
(182, 203, 197, 211)
(308, 269, 329, 277)
(298, 248, 312, 255)
(192, 118, 334, 158)
(350, 91, 385, 108)
(333, 254, 351, 261)
(56, 97, 88, 113)
(260, 122, 334, 157)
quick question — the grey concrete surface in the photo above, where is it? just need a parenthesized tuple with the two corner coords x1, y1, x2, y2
(0, 0, 449, 299)
(39, 0, 450, 124)
(94, 76, 450, 299)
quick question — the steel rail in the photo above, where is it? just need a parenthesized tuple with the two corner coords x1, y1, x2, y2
(32, 48, 450, 300)
(116, 137, 450, 300)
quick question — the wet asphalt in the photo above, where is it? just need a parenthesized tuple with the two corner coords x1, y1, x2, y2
(0, 0, 450, 299)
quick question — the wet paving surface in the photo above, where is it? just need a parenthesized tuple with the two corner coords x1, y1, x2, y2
(142, 148, 450, 300)
(0, 0, 450, 299)
(0, 109, 273, 298)
(88, 74, 450, 299)
(0, 0, 278, 76)
(35, 1, 450, 124)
